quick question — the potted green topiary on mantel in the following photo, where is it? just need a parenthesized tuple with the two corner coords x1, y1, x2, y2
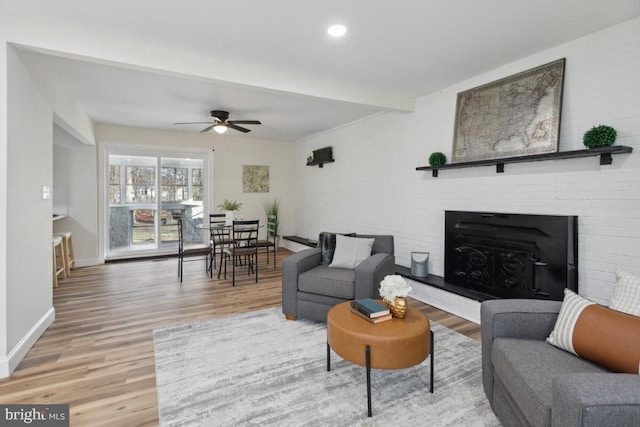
(583, 125, 617, 149)
(428, 152, 447, 166)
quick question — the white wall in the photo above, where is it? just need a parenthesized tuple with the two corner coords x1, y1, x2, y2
(95, 124, 295, 256)
(211, 134, 295, 237)
(0, 45, 55, 377)
(53, 124, 99, 266)
(0, 39, 9, 367)
(16, 50, 95, 146)
(294, 18, 640, 308)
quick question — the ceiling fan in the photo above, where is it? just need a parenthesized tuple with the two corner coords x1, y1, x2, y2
(174, 110, 261, 134)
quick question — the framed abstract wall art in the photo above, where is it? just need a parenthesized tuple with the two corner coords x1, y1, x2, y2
(242, 165, 269, 193)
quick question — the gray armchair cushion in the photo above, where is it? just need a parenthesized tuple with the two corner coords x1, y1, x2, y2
(552, 373, 640, 427)
(299, 266, 356, 299)
(492, 338, 607, 427)
(481, 299, 562, 403)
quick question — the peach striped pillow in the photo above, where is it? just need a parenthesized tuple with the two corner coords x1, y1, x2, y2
(547, 289, 640, 374)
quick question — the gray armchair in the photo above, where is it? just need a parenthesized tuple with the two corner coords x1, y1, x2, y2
(481, 299, 640, 426)
(282, 233, 395, 322)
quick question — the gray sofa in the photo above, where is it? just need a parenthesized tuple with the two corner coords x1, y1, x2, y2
(282, 233, 395, 322)
(481, 299, 640, 427)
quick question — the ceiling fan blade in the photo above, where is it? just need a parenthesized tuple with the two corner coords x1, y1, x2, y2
(228, 120, 261, 125)
(174, 122, 213, 125)
(227, 123, 251, 133)
(200, 125, 215, 133)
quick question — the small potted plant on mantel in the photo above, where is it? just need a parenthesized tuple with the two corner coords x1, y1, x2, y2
(583, 124, 617, 148)
(217, 199, 242, 226)
(428, 152, 447, 166)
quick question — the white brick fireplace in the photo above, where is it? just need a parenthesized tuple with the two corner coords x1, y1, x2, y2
(293, 18, 640, 322)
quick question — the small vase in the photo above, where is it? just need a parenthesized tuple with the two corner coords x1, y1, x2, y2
(385, 296, 408, 319)
(225, 210, 235, 226)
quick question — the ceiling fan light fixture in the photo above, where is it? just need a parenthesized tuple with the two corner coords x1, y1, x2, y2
(175, 110, 259, 134)
(213, 124, 228, 134)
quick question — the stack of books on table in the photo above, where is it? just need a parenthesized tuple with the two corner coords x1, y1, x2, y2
(350, 298, 392, 323)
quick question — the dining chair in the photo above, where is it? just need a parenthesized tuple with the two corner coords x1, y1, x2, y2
(209, 213, 233, 270)
(251, 214, 277, 269)
(218, 220, 259, 286)
(177, 218, 212, 283)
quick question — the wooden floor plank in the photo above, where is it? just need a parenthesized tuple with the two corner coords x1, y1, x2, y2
(0, 249, 480, 425)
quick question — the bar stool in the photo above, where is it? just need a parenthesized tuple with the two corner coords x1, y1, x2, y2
(52, 236, 67, 287)
(53, 231, 75, 276)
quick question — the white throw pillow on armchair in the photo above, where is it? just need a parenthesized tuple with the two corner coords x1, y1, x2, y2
(329, 235, 374, 269)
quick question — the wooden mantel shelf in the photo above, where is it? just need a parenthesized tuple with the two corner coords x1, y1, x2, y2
(416, 145, 633, 177)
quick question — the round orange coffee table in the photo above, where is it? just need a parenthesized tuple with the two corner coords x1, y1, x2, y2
(326, 300, 433, 417)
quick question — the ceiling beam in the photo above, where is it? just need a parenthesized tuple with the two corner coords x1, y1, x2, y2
(3, 15, 415, 113)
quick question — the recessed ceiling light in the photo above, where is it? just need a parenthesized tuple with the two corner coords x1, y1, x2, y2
(327, 24, 347, 38)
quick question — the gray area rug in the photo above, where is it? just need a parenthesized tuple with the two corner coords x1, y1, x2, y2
(153, 307, 500, 426)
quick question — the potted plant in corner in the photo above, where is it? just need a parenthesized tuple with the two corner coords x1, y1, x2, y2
(263, 198, 280, 245)
(217, 199, 242, 226)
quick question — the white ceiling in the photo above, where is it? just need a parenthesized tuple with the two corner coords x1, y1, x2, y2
(4, 0, 640, 142)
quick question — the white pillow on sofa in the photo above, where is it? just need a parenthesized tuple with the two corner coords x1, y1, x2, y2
(611, 269, 640, 317)
(329, 235, 374, 269)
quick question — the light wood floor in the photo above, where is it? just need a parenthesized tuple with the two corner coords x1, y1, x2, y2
(0, 249, 479, 426)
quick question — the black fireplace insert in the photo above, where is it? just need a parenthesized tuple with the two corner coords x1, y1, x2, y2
(444, 211, 577, 301)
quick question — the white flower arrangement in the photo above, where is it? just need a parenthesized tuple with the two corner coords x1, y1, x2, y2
(379, 275, 412, 302)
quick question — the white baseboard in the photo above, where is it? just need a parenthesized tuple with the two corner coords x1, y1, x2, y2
(0, 307, 55, 378)
(408, 280, 481, 324)
(75, 257, 102, 267)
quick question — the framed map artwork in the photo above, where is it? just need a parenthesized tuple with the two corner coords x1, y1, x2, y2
(242, 165, 269, 193)
(452, 59, 565, 163)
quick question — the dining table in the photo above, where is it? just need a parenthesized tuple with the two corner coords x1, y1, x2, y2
(196, 220, 263, 273)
